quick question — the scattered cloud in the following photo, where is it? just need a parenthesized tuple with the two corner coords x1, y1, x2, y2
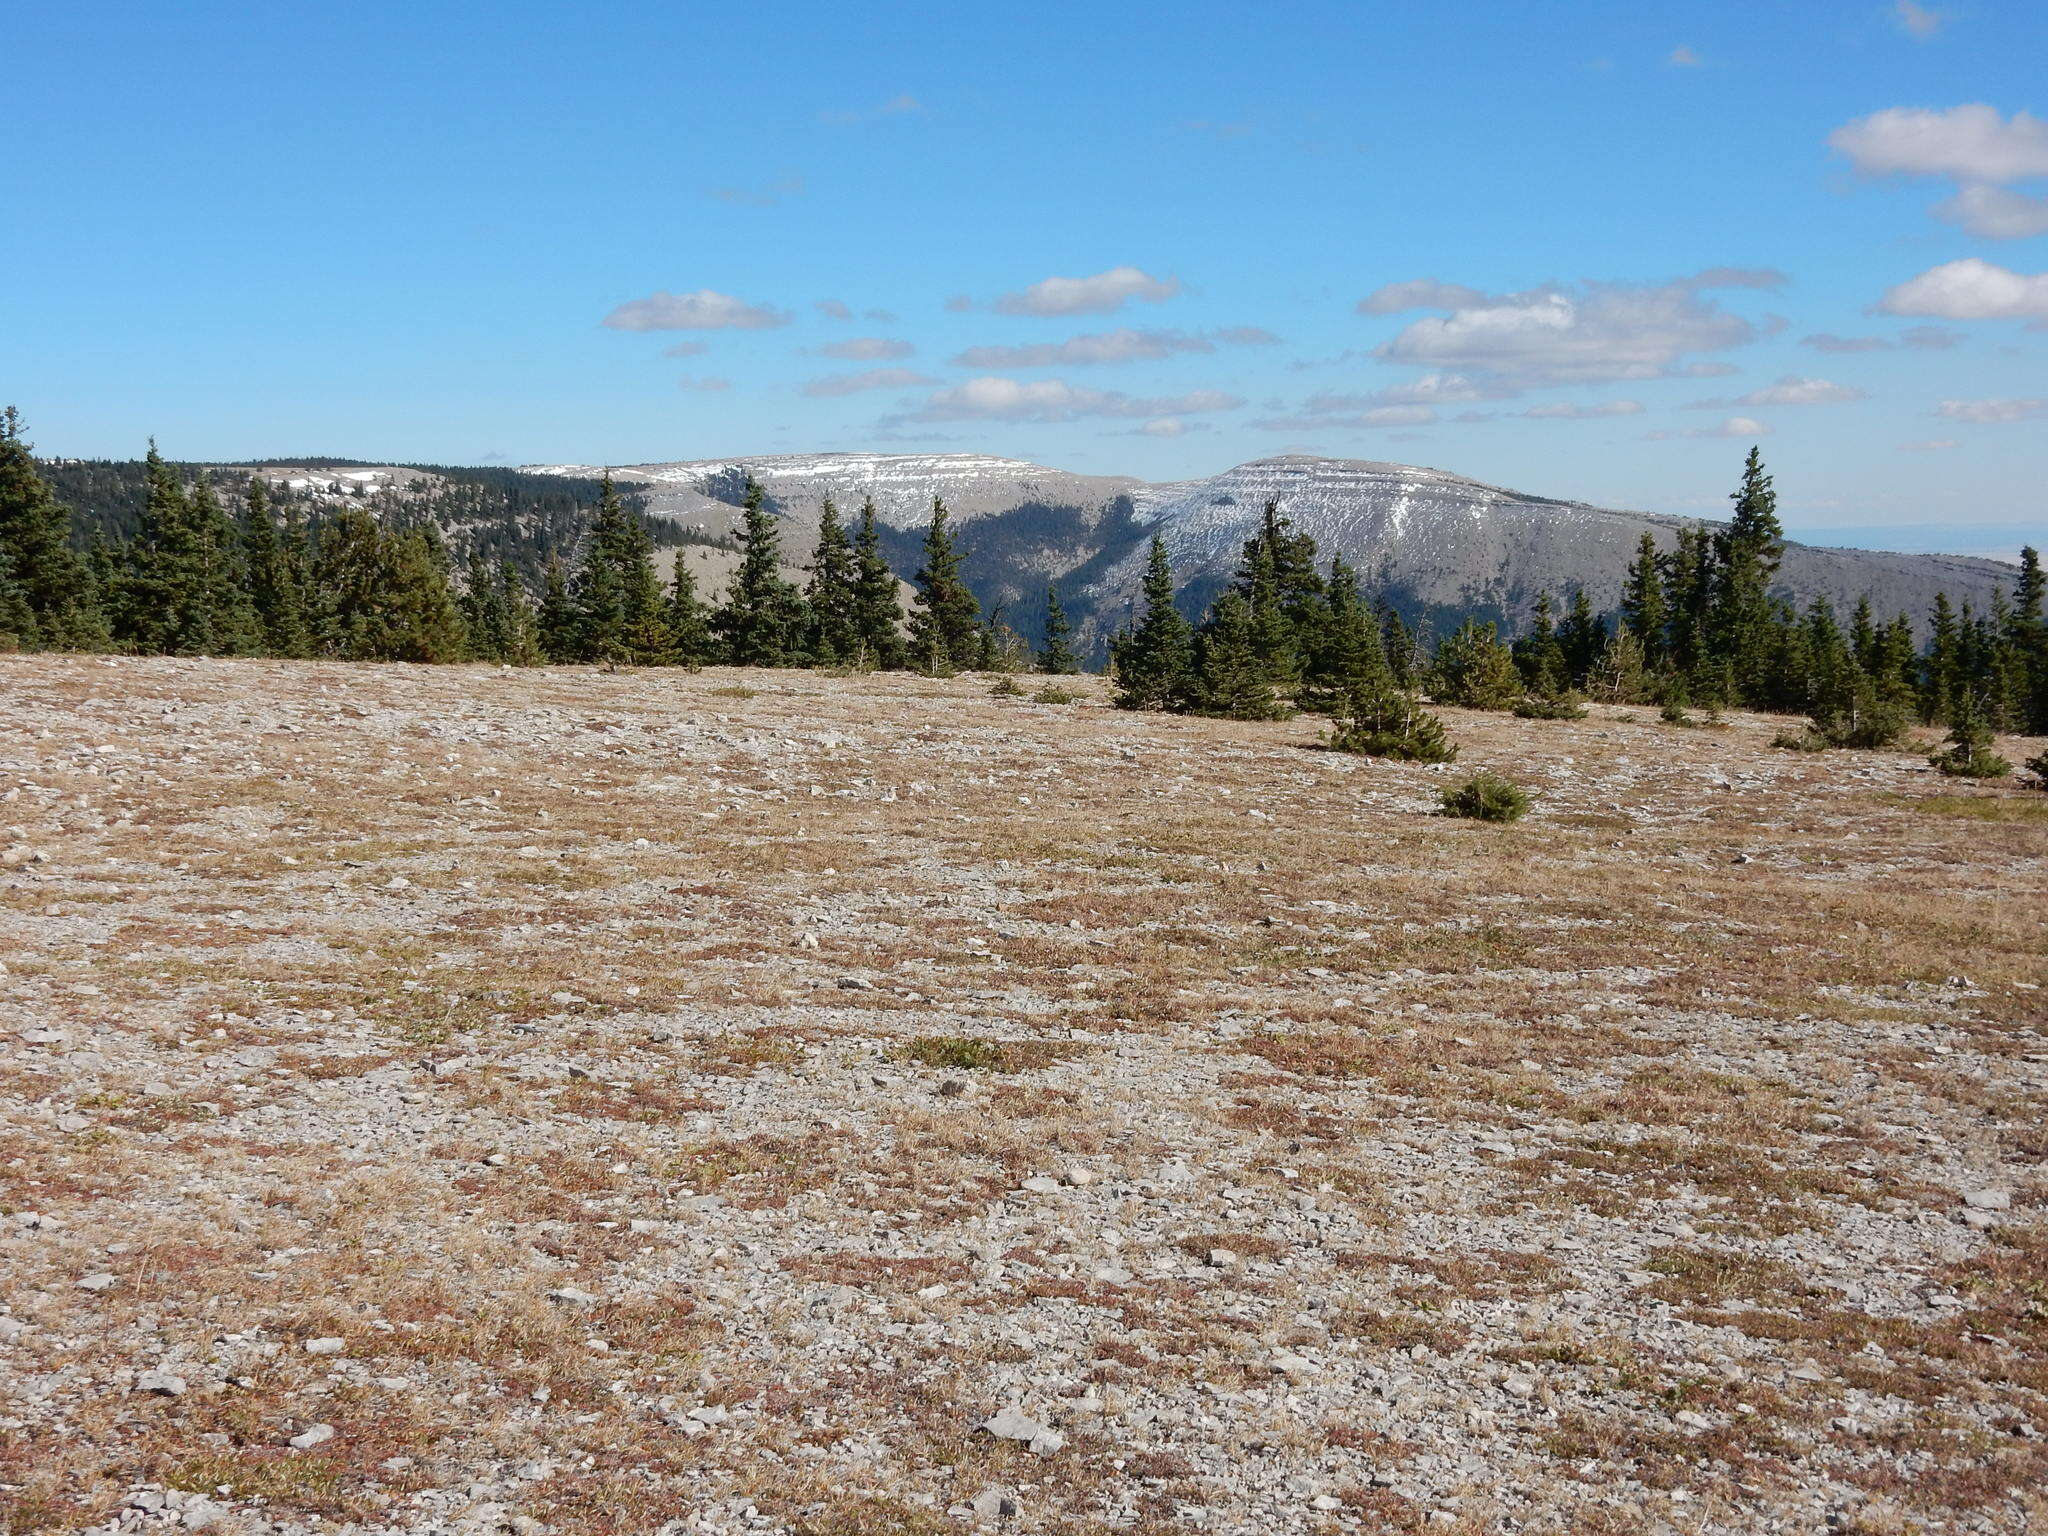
(1356, 280, 1489, 316)
(676, 376, 731, 392)
(1894, 1, 1943, 40)
(1831, 104, 2048, 182)
(1935, 397, 2047, 423)
(988, 266, 1182, 317)
(708, 175, 805, 207)
(1247, 405, 1438, 432)
(1799, 326, 1958, 351)
(1899, 439, 1959, 451)
(603, 289, 790, 331)
(949, 325, 1273, 368)
(943, 294, 974, 313)
(898, 376, 1240, 423)
(1690, 375, 1868, 408)
(1832, 105, 2048, 240)
(820, 93, 922, 127)
(818, 336, 915, 361)
(1877, 258, 2048, 321)
(801, 367, 935, 397)
(1118, 417, 1216, 438)
(864, 308, 898, 323)
(1646, 416, 1771, 441)
(1667, 45, 1704, 67)
(1369, 271, 1778, 390)
(662, 341, 710, 358)
(1935, 184, 2048, 239)
(814, 300, 853, 321)
(1518, 400, 1645, 419)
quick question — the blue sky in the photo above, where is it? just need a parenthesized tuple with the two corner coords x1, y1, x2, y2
(6, 0, 2045, 555)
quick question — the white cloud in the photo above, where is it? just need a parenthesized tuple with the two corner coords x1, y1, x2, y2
(1830, 104, 2048, 183)
(1935, 397, 2047, 423)
(1518, 400, 1645, 419)
(814, 299, 853, 321)
(1646, 416, 1771, 441)
(662, 341, 709, 358)
(801, 367, 935, 398)
(1935, 183, 2048, 239)
(603, 289, 790, 331)
(1356, 280, 1489, 316)
(1690, 375, 1868, 408)
(1248, 405, 1437, 432)
(1877, 258, 2048, 321)
(1899, 439, 1959, 451)
(1894, 1, 1943, 40)
(900, 377, 1240, 423)
(676, 376, 731, 392)
(1667, 45, 1703, 67)
(1372, 273, 1772, 389)
(1798, 327, 1957, 352)
(950, 325, 1272, 368)
(989, 266, 1182, 317)
(819, 337, 915, 360)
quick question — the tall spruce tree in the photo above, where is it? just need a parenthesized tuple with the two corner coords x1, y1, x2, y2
(0, 407, 105, 650)
(1620, 532, 1668, 671)
(1711, 446, 1786, 702)
(1111, 536, 1194, 709)
(1037, 584, 1079, 674)
(713, 476, 807, 666)
(310, 509, 467, 663)
(1302, 556, 1387, 712)
(241, 476, 311, 657)
(848, 497, 907, 670)
(907, 497, 981, 673)
(1191, 591, 1288, 720)
(535, 557, 577, 663)
(804, 497, 860, 665)
(667, 556, 715, 667)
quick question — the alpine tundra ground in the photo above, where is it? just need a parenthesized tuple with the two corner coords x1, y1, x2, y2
(2, 655, 2045, 1536)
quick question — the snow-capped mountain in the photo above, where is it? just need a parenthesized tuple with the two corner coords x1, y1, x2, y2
(524, 451, 2017, 646)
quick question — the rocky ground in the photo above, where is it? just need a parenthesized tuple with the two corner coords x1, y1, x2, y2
(2, 654, 2044, 1536)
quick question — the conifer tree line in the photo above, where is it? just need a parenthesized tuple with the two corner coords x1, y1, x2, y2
(5, 411, 2043, 743)
(0, 412, 1064, 675)
(1108, 445, 2048, 749)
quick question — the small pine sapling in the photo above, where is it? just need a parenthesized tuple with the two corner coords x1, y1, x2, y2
(1439, 770, 1530, 823)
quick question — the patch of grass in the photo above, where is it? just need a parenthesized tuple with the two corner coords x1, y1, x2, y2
(1888, 794, 2048, 824)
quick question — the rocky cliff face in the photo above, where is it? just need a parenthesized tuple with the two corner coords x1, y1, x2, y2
(526, 451, 2018, 647)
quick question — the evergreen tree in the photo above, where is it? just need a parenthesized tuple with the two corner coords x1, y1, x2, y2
(1557, 588, 1607, 685)
(2002, 546, 2046, 733)
(1328, 678, 1456, 762)
(1587, 628, 1652, 703)
(1110, 536, 1195, 710)
(310, 508, 467, 662)
(1929, 688, 2011, 778)
(1037, 584, 1079, 674)
(461, 559, 540, 664)
(803, 497, 860, 665)
(121, 447, 235, 655)
(848, 497, 907, 670)
(1380, 605, 1419, 689)
(712, 476, 807, 666)
(1513, 591, 1570, 694)
(667, 556, 715, 667)
(1190, 591, 1288, 720)
(1430, 619, 1522, 710)
(1922, 593, 1962, 725)
(906, 497, 981, 672)
(535, 557, 577, 663)
(570, 473, 629, 662)
(1711, 446, 1786, 701)
(1302, 556, 1389, 712)
(0, 407, 105, 650)
(241, 476, 311, 657)
(1620, 532, 1668, 671)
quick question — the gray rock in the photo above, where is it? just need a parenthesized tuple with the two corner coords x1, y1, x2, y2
(971, 1485, 1021, 1520)
(288, 1422, 336, 1449)
(76, 1273, 116, 1292)
(138, 1368, 188, 1396)
(1963, 1188, 2011, 1210)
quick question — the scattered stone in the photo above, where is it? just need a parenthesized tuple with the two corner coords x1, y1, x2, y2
(137, 1368, 188, 1396)
(288, 1422, 336, 1449)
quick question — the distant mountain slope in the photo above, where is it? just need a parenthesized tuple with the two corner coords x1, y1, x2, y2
(528, 451, 2018, 650)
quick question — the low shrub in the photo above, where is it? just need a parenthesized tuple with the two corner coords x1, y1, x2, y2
(1439, 770, 1530, 823)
